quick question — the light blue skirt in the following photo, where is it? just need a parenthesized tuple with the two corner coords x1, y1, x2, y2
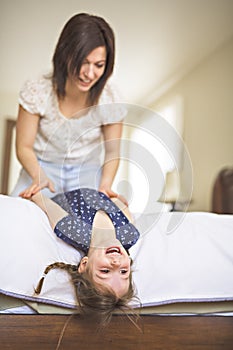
(10, 159, 102, 198)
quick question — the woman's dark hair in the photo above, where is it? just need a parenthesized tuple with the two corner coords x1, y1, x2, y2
(35, 261, 138, 327)
(52, 13, 115, 105)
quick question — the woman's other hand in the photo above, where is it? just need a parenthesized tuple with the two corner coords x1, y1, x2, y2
(98, 186, 128, 206)
(19, 176, 55, 198)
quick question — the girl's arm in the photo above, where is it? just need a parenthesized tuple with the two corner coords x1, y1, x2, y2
(31, 192, 68, 230)
(16, 106, 55, 197)
(31, 192, 132, 231)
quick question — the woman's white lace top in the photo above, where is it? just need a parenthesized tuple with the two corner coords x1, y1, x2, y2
(19, 75, 127, 164)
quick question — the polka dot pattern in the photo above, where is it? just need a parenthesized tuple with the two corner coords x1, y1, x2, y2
(52, 188, 140, 254)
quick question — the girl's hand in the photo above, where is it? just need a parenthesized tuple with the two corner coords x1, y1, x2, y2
(19, 177, 55, 198)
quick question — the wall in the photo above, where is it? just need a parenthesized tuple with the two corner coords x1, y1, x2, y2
(150, 37, 233, 211)
(1, 2, 232, 210)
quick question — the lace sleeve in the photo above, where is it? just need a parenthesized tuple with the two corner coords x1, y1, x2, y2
(18, 77, 51, 115)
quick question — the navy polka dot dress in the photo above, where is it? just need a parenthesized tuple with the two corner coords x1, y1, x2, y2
(52, 188, 140, 254)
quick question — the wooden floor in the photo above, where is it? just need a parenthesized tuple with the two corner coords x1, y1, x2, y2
(0, 315, 233, 349)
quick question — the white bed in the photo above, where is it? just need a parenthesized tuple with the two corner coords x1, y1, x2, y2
(0, 194, 233, 315)
(1, 193, 233, 350)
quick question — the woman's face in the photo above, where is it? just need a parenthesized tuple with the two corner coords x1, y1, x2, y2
(78, 240, 131, 297)
(70, 46, 106, 93)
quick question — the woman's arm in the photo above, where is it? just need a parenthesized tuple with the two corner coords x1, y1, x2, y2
(99, 122, 122, 198)
(16, 105, 55, 197)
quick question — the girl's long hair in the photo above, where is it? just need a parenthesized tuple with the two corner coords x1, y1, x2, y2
(35, 261, 139, 327)
(35, 261, 141, 350)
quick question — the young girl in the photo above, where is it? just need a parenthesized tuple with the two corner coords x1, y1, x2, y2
(12, 13, 127, 200)
(31, 187, 140, 325)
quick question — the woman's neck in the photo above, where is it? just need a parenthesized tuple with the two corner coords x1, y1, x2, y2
(58, 80, 89, 118)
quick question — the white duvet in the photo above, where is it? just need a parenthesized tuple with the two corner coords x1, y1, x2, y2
(0, 194, 233, 309)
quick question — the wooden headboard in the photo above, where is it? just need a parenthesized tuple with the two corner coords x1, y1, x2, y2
(1, 118, 16, 194)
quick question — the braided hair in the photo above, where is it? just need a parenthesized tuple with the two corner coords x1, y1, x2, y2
(35, 262, 78, 294)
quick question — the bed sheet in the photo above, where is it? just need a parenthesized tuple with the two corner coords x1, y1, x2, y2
(1, 294, 233, 316)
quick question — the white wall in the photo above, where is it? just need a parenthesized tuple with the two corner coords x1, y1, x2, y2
(150, 38, 233, 211)
(1, 1, 233, 211)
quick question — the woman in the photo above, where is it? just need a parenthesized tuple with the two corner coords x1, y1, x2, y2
(30, 187, 140, 324)
(11, 13, 127, 200)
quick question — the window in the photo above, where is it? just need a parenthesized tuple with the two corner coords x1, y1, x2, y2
(113, 96, 184, 212)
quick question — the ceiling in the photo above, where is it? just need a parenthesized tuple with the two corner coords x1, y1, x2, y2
(1, 0, 233, 106)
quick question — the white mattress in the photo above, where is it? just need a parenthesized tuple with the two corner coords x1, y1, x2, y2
(0, 195, 233, 311)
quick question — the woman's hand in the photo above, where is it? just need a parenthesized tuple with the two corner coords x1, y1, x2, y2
(19, 176, 55, 198)
(98, 186, 128, 206)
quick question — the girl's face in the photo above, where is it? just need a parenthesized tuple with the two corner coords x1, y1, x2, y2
(78, 240, 131, 297)
(70, 46, 106, 93)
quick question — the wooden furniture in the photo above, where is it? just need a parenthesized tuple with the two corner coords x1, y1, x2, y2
(212, 167, 233, 214)
(0, 315, 233, 350)
(1, 118, 16, 194)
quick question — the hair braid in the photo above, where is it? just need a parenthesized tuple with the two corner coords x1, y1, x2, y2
(35, 262, 78, 294)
